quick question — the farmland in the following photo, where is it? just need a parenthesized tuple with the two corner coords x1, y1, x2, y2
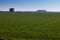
(0, 12, 60, 40)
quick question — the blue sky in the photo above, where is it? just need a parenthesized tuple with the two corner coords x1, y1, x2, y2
(0, 0, 60, 11)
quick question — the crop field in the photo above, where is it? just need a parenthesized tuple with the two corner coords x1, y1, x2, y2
(0, 12, 60, 40)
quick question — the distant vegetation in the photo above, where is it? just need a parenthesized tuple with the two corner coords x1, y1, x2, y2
(0, 12, 60, 40)
(37, 10, 47, 12)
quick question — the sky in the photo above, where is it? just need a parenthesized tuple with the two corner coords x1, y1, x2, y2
(0, 0, 60, 12)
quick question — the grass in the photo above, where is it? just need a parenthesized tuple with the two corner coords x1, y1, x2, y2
(0, 12, 60, 40)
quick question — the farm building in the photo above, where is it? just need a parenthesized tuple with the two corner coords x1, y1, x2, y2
(9, 8, 15, 12)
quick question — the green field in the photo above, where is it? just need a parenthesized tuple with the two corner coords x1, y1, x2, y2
(0, 12, 60, 40)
